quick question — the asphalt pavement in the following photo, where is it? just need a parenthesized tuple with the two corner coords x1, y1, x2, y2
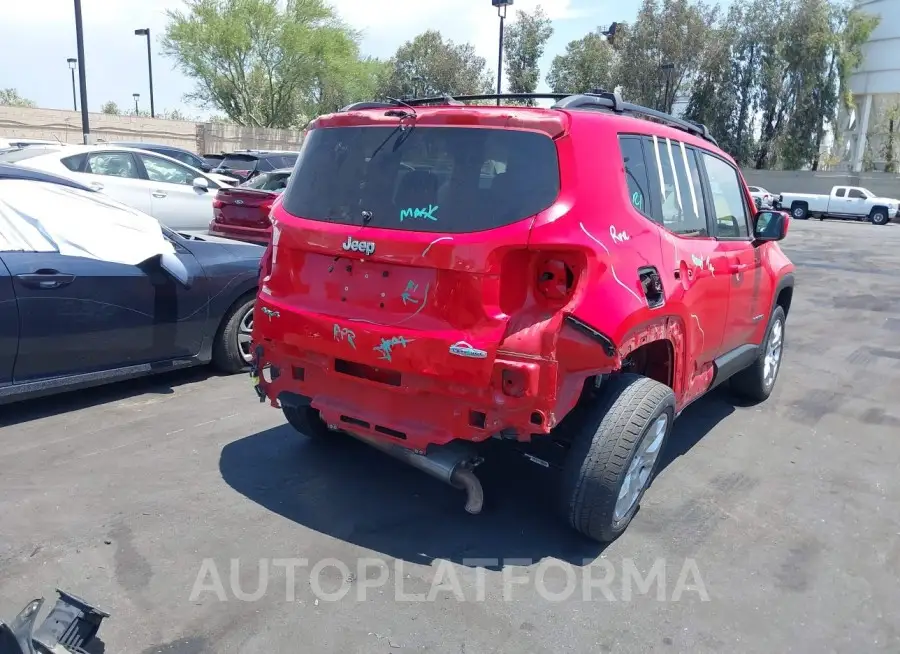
(1, 218, 899, 653)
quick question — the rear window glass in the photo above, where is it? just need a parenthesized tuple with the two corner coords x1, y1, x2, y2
(220, 154, 259, 169)
(242, 171, 290, 191)
(265, 154, 297, 169)
(281, 126, 560, 233)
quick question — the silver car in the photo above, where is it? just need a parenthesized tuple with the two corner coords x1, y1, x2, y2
(748, 185, 774, 210)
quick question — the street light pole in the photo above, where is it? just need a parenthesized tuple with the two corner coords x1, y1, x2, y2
(659, 62, 675, 113)
(133, 93, 140, 115)
(67, 58, 78, 111)
(134, 28, 155, 118)
(492, 0, 513, 106)
(73, 0, 90, 144)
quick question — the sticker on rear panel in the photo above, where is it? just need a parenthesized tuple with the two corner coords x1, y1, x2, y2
(449, 341, 487, 359)
(374, 336, 413, 362)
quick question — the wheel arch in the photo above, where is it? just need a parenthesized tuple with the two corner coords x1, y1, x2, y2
(616, 318, 682, 391)
(773, 272, 795, 319)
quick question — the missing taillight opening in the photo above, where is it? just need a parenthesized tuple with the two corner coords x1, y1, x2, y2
(536, 258, 576, 301)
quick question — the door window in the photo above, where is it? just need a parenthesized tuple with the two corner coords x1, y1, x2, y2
(619, 135, 652, 217)
(139, 154, 196, 186)
(700, 153, 751, 238)
(848, 188, 866, 199)
(648, 136, 709, 236)
(85, 152, 140, 179)
(163, 149, 201, 168)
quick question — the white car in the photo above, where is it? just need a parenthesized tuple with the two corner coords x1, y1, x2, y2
(747, 185, 774, 210)
(0, 137, 60, 149)
(0, 144, 231, 231)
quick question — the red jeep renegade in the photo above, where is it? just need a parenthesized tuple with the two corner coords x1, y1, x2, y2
(250, 91, 795, 543)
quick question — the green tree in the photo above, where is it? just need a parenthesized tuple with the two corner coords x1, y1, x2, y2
(546, 29, 616, 94)
(685, 0, 773, 164)
(163, 0, 370, 127)
(0, 88, 36, 108)
(310, 55, 388, 114)
(503, 5, 554, 101)
(100, 101, 121, 115)
(377, 30, 493, 99)
(880, 102, 900, 173)
(616, 0, 719, 113)
(682, 21, 737, 153)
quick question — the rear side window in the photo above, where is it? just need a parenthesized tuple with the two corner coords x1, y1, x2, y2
(61, 153, 87, 172)
(649, 136, 709, 237)
(619, 136, 652, 217)
(281, 126, 560, 233)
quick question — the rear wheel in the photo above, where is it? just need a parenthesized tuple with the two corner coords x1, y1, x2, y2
(559, 374, 675, 543)
(730, 305, 786, 402)
(871, 208, 890, 226)
(212, 295, 255, 373)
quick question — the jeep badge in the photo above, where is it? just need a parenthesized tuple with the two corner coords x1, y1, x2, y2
(342, 236, 376, 256)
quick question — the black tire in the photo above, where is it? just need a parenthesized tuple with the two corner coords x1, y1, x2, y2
(282, 404, 331, 440)
(730, 305, 786, 403)
(559, 374, 676, 543)
(871, 208, 890, 226)
(790, 203, 808, 220)
(212, 294, 255, 373)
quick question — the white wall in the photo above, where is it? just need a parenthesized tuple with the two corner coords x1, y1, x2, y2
(851, 0, 900, 96)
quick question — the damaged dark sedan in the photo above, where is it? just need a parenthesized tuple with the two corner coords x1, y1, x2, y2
(0, 163, 263, 404)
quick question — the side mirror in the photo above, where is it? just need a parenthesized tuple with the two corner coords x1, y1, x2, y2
(754, 210, 789, 242)
(192, 176, 209, 191)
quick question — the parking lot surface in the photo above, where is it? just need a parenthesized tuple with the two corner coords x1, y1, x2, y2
(1, 219, 899, 653)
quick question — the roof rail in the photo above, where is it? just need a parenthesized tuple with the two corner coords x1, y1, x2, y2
(553, 89, 624, 112)
(337, 90, 718, 146)
(552, 92, 718, 146)
(341, 93, 571, 110)
(340, 101, 397, 111)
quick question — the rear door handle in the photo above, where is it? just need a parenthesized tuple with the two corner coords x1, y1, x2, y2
(152, 190, 168, 198)
(729, 263, 749, 274)
(16, 269, 76, 290)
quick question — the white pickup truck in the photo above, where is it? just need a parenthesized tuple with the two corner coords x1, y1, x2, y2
(776, 185, 899, 225)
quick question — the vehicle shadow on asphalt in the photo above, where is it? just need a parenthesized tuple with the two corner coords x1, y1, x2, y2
(220, 389, 738, 570)
(0, 368, 215, 428)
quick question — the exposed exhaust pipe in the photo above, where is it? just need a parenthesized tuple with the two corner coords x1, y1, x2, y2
(351, 435, 484, 514)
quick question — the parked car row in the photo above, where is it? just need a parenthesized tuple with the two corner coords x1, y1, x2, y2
(0, 143, 297, 238)
(0, 163, 264, 405)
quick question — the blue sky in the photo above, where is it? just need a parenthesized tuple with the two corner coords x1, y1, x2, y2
(0, 0, 639, 118)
